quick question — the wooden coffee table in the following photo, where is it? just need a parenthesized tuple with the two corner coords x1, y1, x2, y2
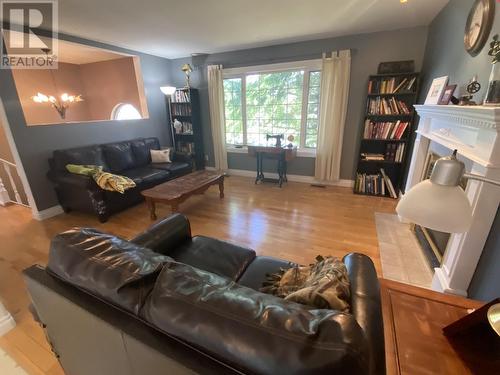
(141, 170, 224, 220)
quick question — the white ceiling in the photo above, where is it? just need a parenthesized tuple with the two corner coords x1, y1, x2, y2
(32, 0, 450, 59)
(57, 40, 128, 64)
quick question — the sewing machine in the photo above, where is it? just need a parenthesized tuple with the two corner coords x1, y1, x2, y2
(266, 134, 284, 147)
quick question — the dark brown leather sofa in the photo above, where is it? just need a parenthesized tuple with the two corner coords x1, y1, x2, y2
(47, 137, 192, 222)
(24, 214, 385, 375)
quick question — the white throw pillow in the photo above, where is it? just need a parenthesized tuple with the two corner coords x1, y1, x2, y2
(150, 149, 171, 163)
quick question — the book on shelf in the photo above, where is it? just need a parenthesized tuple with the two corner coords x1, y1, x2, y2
(171, 105, 192, 116)
(384, 143, 405, 162)
(178, 121, 193, 134)
(360, 153, 385, 161)
(367, 97, 411, 115)
(360, 143, 405, 163)
(380, 168, 397, 198)
(355, 169, 397, 198)
(171, 90, 191, 103)
(368, 76, 417, 94)
(176, 141, 195, 154)
(363, 120, 409, 140)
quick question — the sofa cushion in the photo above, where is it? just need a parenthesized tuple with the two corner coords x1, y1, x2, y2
(103, 142, 135, 172)
(152, 161, 191, 176)
(143, 261, 370, 375)
(53, 145, 107, 172)
(130, 139, 151, 167)
(47, 228, 172, 315)
(237, 256, 295, 291)
(167, 236, 256, 280)
(121, 167, 170, 185)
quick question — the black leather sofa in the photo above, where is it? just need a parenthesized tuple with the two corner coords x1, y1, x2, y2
(24, 214, 385, 375)
(48, 137, 192, 222)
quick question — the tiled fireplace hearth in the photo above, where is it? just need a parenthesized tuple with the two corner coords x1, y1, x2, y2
(406, 105, 500, 297)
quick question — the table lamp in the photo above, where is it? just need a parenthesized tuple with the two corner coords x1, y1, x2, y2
(396, 150, 500, 233)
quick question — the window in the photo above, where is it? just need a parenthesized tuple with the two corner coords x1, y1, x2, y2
(223, 61, 321, 150)
(111, 103, 142, 120)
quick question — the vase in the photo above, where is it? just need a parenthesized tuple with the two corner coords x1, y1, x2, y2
(484, 63, 500, 106)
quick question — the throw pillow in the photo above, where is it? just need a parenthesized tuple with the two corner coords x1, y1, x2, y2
(260, 255, 350, 312)
(150, 149, 171, 163)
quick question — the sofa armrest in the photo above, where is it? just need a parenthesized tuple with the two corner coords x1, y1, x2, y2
(172, 152, 193, 164)
(343, 253, 384, 375)
(51, 173, 97, 190)
(131, 213, 192, 254)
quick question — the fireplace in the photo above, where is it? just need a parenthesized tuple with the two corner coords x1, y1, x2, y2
(406, 105, 500, 297)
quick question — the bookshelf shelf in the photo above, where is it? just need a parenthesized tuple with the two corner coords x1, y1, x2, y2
(168, 88, 205, 170)
(354, 69, 420, 198)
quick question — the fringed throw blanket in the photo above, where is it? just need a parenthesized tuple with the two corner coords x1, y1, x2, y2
(261, 255, 350, 312)
(66, 164, 136, 194)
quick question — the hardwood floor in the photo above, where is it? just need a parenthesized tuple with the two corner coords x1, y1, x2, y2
(0, 175, 397, 375)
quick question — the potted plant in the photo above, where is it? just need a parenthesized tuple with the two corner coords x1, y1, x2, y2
(484, 35, 500, 105)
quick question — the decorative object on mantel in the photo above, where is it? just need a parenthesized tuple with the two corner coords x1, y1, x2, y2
(424, 76, 448, 105)
(397, 149, 500, 233)
(464, 0, 496, 57)
(484, 34, 500, 105)
(458, 76, 481, 106)
(31, 49, 83, 119)
(181, 63, 193, 88)
(438, 84, 457, 105)
(287, 134, 295, 148)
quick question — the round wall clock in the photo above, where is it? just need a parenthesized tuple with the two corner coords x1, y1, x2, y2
(464, 0, 496, 56)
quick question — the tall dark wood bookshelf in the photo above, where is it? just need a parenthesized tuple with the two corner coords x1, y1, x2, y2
(168, 88, 205, 170)
(354, 72, 419, 198)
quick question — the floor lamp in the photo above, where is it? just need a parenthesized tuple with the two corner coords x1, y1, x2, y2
(160, 86, 177, 150)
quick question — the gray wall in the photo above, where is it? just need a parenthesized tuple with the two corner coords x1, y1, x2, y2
(419, 0, 500, 301)
(0, 33, 173, 211)
(168, 27, 428, 178)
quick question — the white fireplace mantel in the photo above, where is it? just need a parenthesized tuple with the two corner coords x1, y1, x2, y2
(407, 104, 500, 297)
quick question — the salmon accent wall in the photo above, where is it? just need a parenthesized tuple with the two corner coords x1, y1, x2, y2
(11, 57, 148, 126)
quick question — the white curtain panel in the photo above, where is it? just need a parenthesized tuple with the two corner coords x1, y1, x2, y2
(315, 50, 351, 182)
(207, 65, 228, 171)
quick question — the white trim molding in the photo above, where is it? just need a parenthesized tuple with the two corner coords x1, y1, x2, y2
(227, 146, 316, 158)
(32, 205, 64, 221)
(409, 105, 500, 297)
(206, 166, 353, 187)
(0, 301, 15, 336)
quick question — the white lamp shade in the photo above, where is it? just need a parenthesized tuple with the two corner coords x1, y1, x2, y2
(396, 180, 473, 233)
(160, 86, 176, 96)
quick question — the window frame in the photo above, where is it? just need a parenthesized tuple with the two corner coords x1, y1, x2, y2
(222, 59, 321, 154)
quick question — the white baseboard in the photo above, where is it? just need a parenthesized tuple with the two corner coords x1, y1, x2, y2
(0, 308, 15, 336)
(32, 205, 64, 221)
(209, 167, 354, 187)
(431, 267, 468, 297)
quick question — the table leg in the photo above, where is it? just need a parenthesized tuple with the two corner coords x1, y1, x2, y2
(219, 177, 225, 198)
(283, 160, 288, 182)
(147, 199, 157, 220)
(278, 159, 284, 188)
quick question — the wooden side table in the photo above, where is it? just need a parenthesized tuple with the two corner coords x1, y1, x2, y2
(380, 279, 498, 374)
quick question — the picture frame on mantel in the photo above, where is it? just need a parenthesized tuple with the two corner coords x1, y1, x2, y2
(438, 84, 457, 105)
(425, 76, 449, 105)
